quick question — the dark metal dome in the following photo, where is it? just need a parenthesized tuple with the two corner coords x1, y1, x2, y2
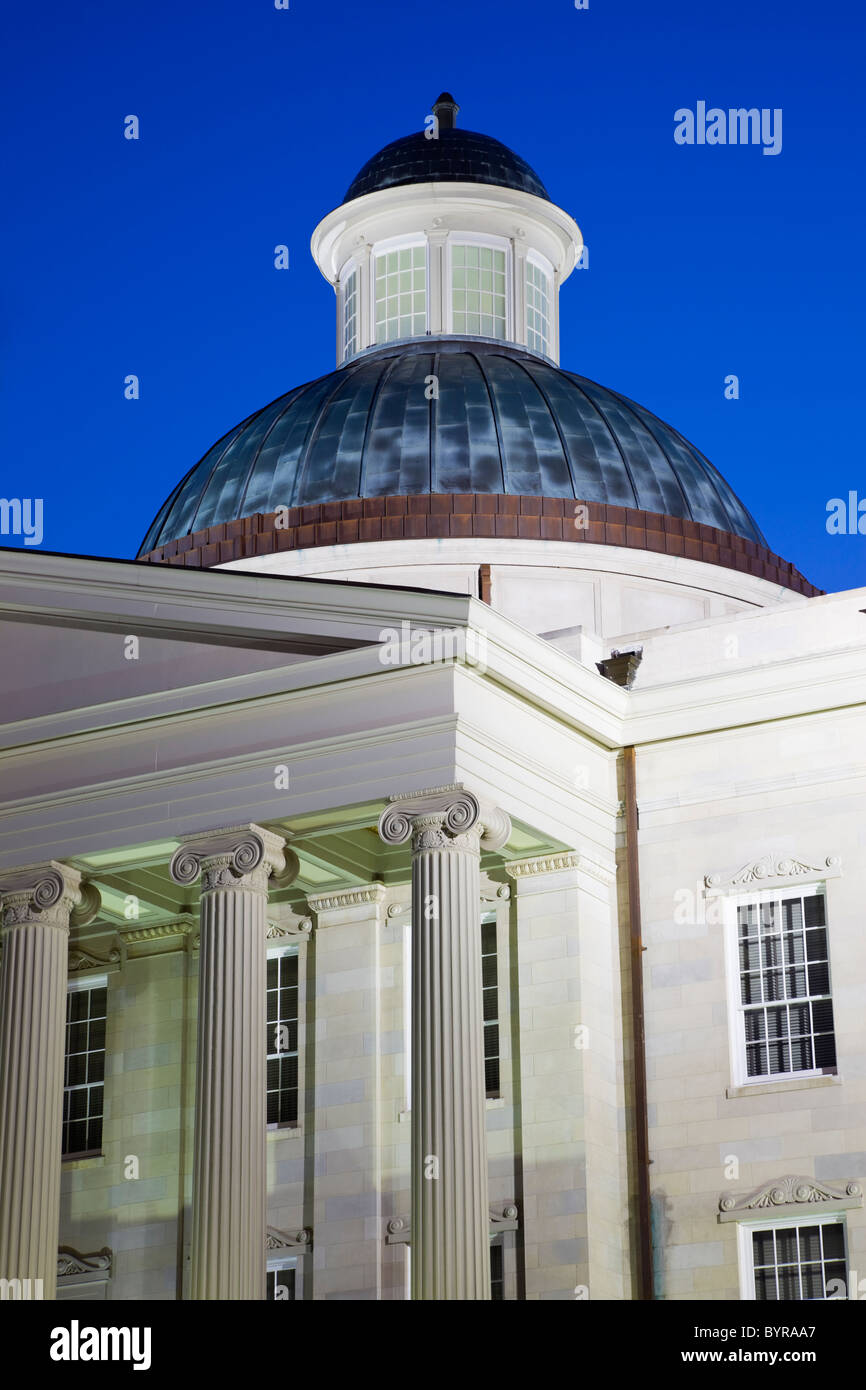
(343, 92, 550, 203)
(138, 339, 766, 555)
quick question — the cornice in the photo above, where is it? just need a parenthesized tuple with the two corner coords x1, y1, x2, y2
(719, 1175, 862, 1223)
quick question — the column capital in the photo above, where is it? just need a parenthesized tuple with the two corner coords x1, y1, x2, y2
(378, 784, 511, 854)
(0, 861, 100, 933)
(170, 824, 298, 896)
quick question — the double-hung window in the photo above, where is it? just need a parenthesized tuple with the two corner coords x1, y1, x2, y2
(481, 914, 500, 1098)
(266, 1260, 298, 1301)
(267, 948, 299, 1126)
(525, 258, 551, 356)
(732, 887, 836, 1083)
(740, 1217, 847, 1300)
(374, 245, 427, 343)
(63, 977, 107, 1157)
(451, 243, 507, 339)
(490, 1237, 505, 1300)
(342, 266, 359, 362)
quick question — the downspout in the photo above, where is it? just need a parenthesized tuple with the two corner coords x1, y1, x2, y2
(623, 745, 653, 1299)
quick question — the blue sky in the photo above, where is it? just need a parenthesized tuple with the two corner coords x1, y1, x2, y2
(2, 0, 864, 593)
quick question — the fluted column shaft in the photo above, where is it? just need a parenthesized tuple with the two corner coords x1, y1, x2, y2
(379, 785, 511, 1300)
(0, 862, 98, 1298)
(171, 825, 296, 1300)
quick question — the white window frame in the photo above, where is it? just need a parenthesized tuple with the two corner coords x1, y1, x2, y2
(266, 944, 300, 1130)
(266, 1255, 300, 1301)
(370, 233, 429, 346)
(525, 249, 554, 357)
(445, 233, 512, 341)
(339, 259, 359, 364)
(737, 1214, 848, 1301)
(723, 882, 836, 1088)
(63, 973, 108, 1159)
(481, 907, 500, 1098)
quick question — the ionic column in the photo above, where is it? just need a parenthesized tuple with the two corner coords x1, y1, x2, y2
(379, 784, 511, 1300)
(170, 825, 298, 1300)
(0, 862, 99, 1298)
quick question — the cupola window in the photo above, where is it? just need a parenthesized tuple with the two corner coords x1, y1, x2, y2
(374, 244, 427, 344)
(526, 258, 551, 356)
(342, 267, 359, 362)
(452, 243, 507, 338)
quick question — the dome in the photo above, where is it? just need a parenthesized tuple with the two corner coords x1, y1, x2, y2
(343, 93, 550, 204)
(138, 338, 767, 555)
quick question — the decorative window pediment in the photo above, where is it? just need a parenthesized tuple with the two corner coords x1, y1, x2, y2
(56, 1247, 113, 1301)
(386, 1203, 519, 1244)
(719, 1175, 862, 1223)
(705, 853, 841, 897)
(266, 1226, 312, 1254)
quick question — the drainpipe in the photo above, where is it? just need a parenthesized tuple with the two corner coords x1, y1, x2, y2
(623, 745, 653, 1299)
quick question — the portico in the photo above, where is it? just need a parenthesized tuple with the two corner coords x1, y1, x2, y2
(0, 552, 627, 1300)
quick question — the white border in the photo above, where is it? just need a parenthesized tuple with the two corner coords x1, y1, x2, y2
(723, 881, 836, 1089)
(736, 1212, 848, 1301)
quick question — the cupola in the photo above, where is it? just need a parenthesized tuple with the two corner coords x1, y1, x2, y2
(310, 93, 584, 366)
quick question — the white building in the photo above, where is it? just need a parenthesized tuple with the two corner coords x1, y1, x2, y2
(0, 94, 863, 1303)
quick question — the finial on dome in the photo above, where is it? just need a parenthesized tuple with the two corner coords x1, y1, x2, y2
(432, 93, 459, 131)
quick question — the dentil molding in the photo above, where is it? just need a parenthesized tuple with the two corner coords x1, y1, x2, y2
(307, 884, 387, 914)
(505, 851, 616, 886)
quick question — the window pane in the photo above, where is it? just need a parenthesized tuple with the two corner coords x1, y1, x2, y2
(266, 951, 300, 1127)
(452, 245, 506, 339)
(739, 893, 835, 1079)
(752, 1222, 846, 1301)
(755, 1269, 777, 1300)
(374, 248, 426, 344)
(526, 260, 550, 355)
(342, 268, 359, 361)
(63, 984, 107, 1157)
